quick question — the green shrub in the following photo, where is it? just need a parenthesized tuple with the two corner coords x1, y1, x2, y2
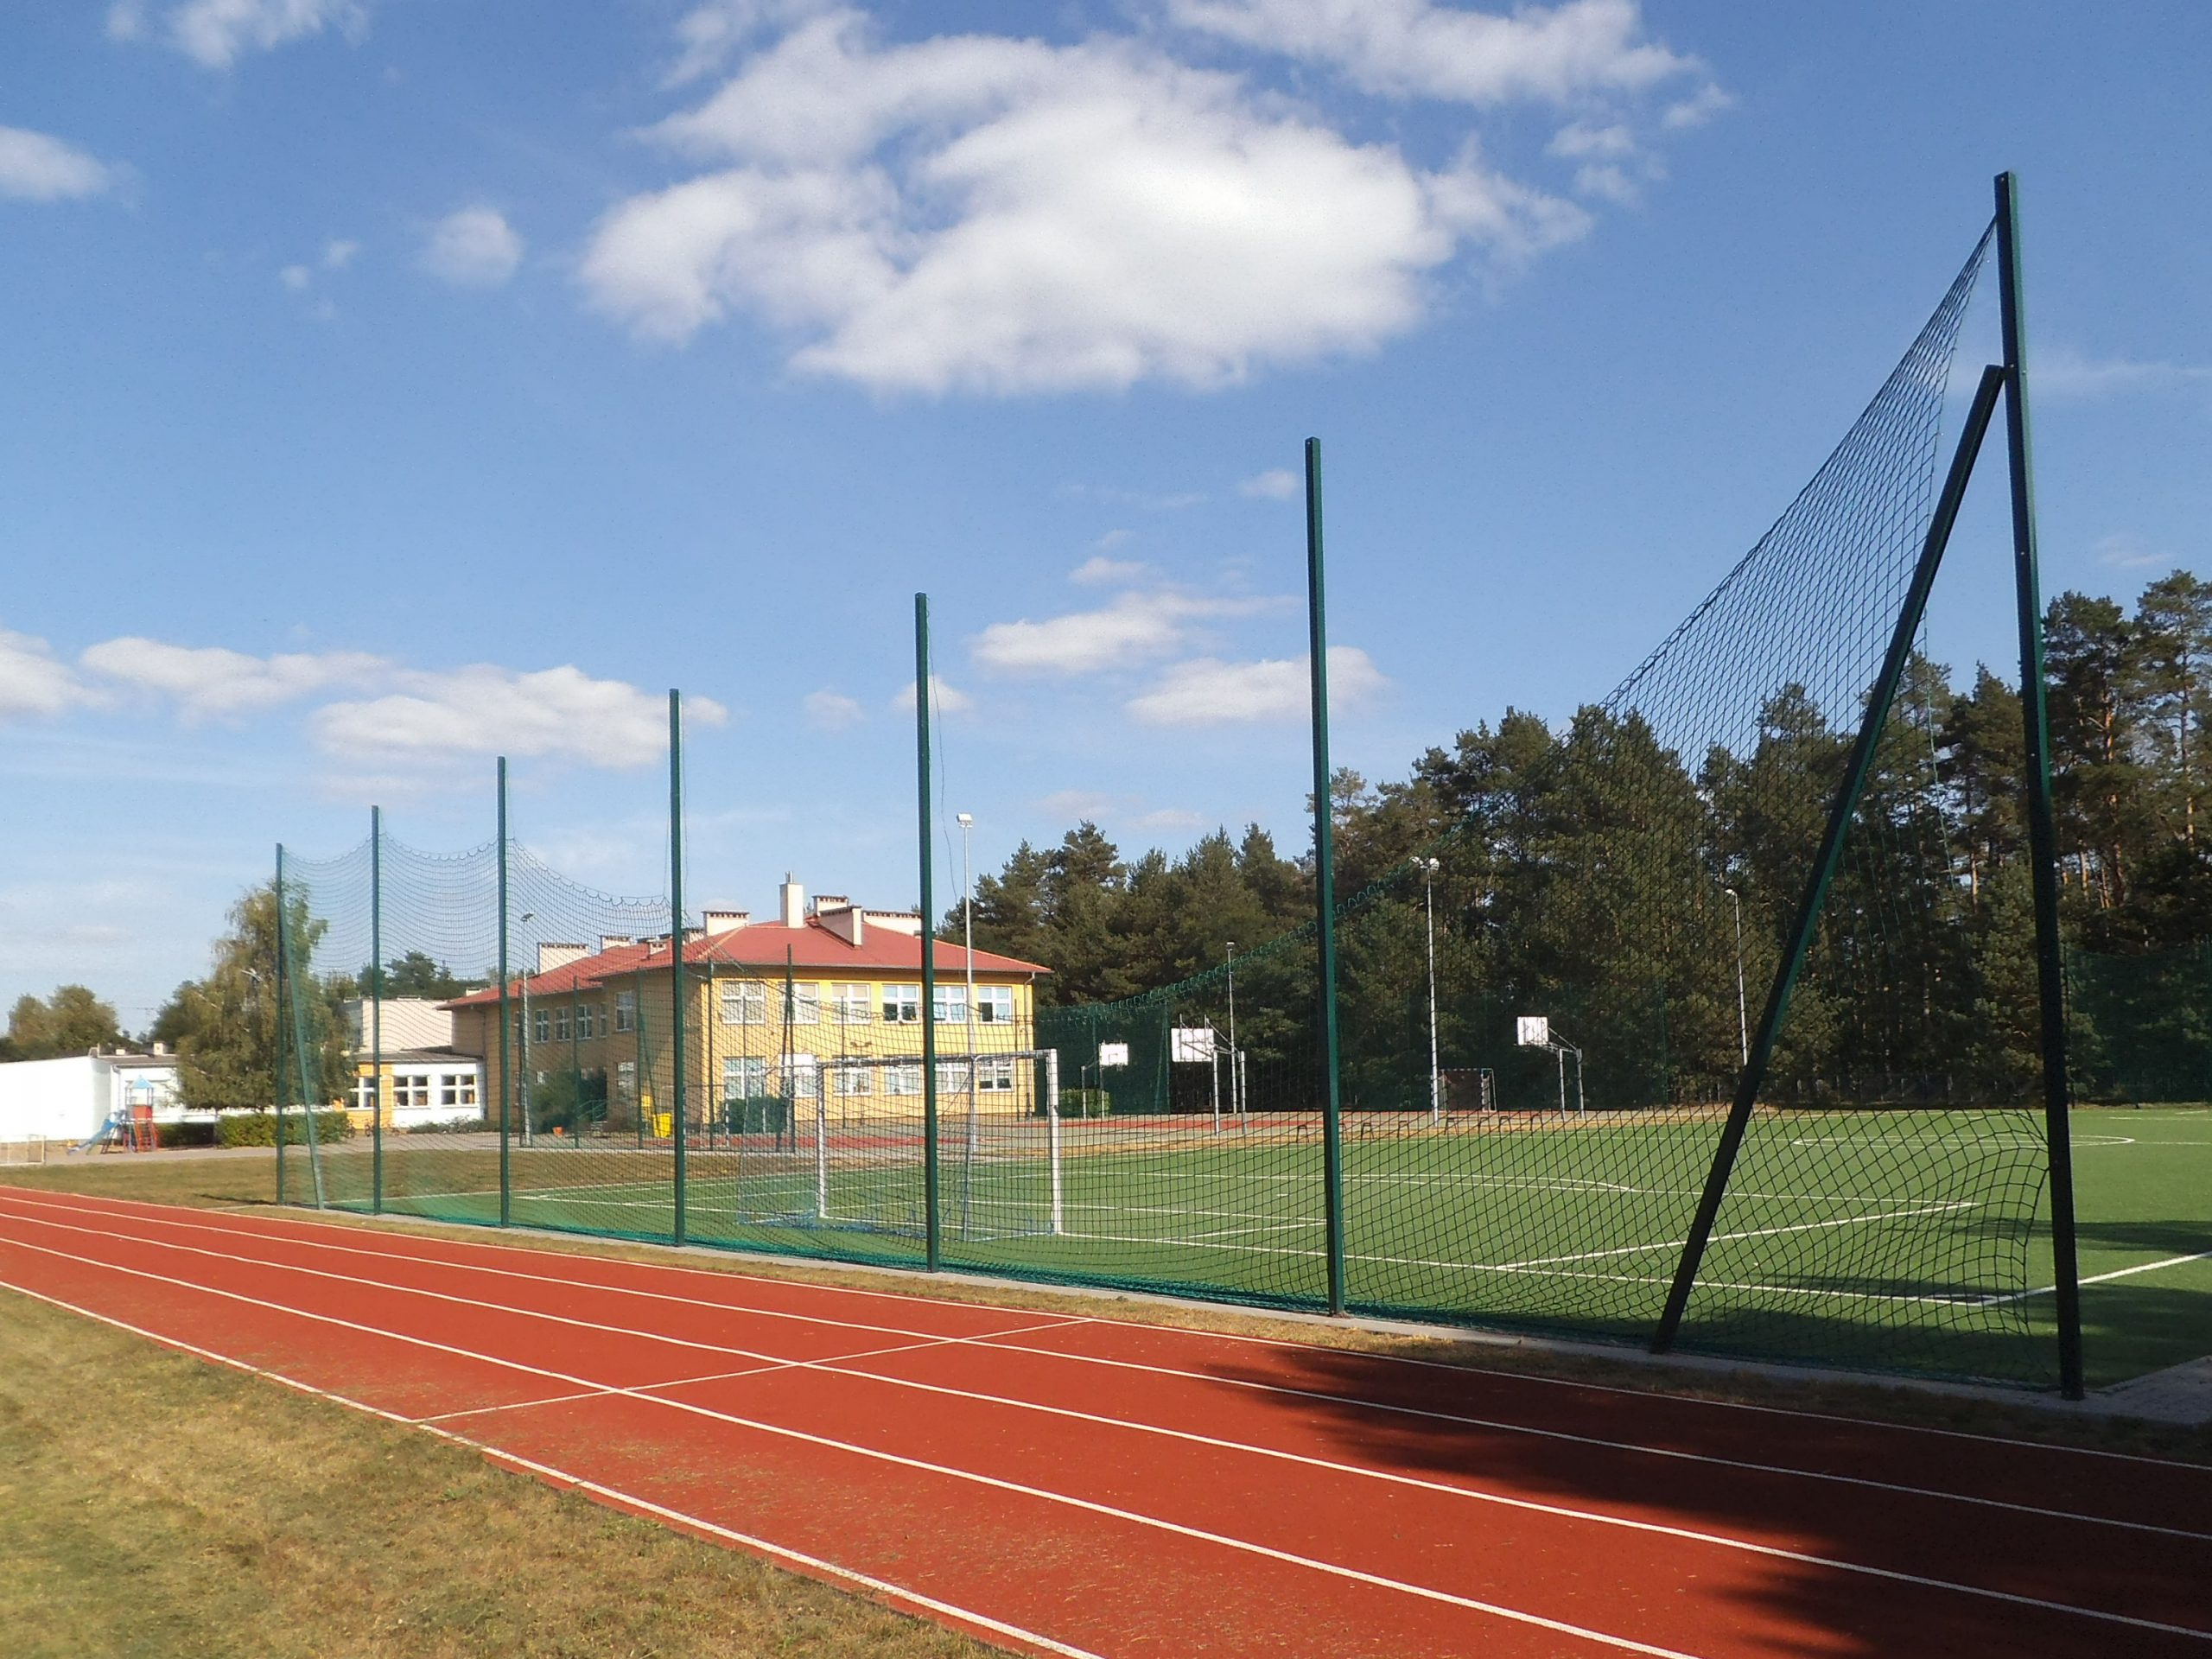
(216, 1110, 353, 1148)
(156, 1122, 216, 1149)
(1057, 1089, 1112, 1119)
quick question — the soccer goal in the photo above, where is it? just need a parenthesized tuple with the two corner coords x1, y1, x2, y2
(0, 1137, 47, 1167)
(701, 1048, 1065, 1243)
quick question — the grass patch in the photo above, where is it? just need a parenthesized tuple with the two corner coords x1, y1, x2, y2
(0, 1285, 998, 1659)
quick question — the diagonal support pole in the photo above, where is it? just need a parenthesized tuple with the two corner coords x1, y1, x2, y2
(1654, 360, 2010, 1355)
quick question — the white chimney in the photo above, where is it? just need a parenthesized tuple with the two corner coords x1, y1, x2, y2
(598, 934, 633, 955)
(702, 909, 749, 936)
(779, 874, 805, 928)
(537, 943, 589, 974)
(819, 904, 865, 947)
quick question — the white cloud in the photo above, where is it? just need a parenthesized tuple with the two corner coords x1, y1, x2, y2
(891, 675, 973, 715)
(666, 0, 837, 86)
(1037, 788, 1118, 821)
(2094, 532, 2168, 572)
(1239, 467, 1299, 500)
(0, 626, 96, 721)
(420, 206, 524, 288)
(802, 688, 865, 728)
(1070, 554, 1148, 586)
(581, 9, 1590, 393)
(1129, 806, 1206, 834)
(314, 666, 725, 768)
(321, 237, 359, 270)
(79, 639, 384, 721)
(111, 0, 369, 69)
(2036, 347, 2212, 402)
(1128, 645, 1388, 725)
(1164, 0, 1700, 105)
(970, 591, 1278, 677)
(279, 264, 311, 291)
(0, 127, 122, 202)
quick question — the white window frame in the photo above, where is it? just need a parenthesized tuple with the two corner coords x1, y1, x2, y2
(834, 1064, 874, 1097)
(977, 1056, 1016, 1094)
(616, 1059, 637, 1103)
(722, 1056, 769, 1101)
(721, 982, 770, 1027)
(787, 982, 821, 1026)
(881, 984, 921, 1024)
(834, 982, 873, 1024)
(533, 1008, 550, 1043)
(883, 1064, 922, 1096)
(614, 990, 637, 1033)
(933, 984, 968, 1025)
(976, 985, 1015, 1025)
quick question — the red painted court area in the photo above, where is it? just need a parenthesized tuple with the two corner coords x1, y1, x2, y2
(0, 1189, 2206, 1658)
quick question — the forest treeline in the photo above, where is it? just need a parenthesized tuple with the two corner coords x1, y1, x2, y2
(955, 573, 2212, 1107)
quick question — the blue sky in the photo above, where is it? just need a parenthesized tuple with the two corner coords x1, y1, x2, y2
(3, 1, 2208, 1027)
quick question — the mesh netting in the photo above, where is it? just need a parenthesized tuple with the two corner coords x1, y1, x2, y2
(270, 221, 2070, 1387)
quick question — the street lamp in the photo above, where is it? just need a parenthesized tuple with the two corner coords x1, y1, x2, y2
(1421, 857, 1441, 1126)
(1722, 888, 1749, 1071)
(956, 811, 978, 1232)
(518, 911, 536, 1146)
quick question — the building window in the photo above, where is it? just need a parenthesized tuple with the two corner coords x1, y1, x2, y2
(721, 982, 769, 1026)
(615, 990, 637, 1033)
(787, 982, 820, 1025)
(786, 1055, 818, 1099)
(834, 1064, 874, 1097)
(934, 985, 968, 1025)
(722, 1057, 769, 1101)
(395, 1072, 431, 1109)
(459, 1073, 478, 1106)
(354, 1072, 377, 1111)
(553, 1006, 571, 1042)
(976, 986, 1015, 1025)
(439, 1071, 479, 1109)
(881, 984, 921, 1024)
(884, 1064, 922, 1096)
(533, 1008, 550, 1043)
(978, 1056, 1016, 1093)
(834, 982, 872, 1024)
(617, 1060, 637, 1103)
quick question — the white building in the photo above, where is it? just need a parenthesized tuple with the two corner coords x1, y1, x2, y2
(0, 1051, 181, 1147)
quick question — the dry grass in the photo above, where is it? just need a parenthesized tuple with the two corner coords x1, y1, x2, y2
(5, 1150, 2208, 1468)
(0, 1287, 998, 1659)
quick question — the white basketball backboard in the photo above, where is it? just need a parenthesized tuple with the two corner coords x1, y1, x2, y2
(1098, 1042, 1131, 1067)
(1169, 1027, 1216, 1062)
(1516, 1016, 1550, 1048)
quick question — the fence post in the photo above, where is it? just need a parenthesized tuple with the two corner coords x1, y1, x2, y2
(371, 804, 383, 1214)
(670, 689, 688, 1247)
(1305, 439, 1346, 1316)
(1996, 170, 2083, 1399)
(496, 757, 511, 1227)
(916, 593, 942, 1273)
(274, 843, 288, 1206)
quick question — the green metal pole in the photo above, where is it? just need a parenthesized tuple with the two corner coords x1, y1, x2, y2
(371, 805, 384, 1214)
(634, 965, 647, 1149)
(274, 844, 288, 1207)
(1305, 438, 1346, 1317)
(497, 757, 512, 1227)
(916, 593, 942, 1273)
(1998, 171, 2084, 1400)
(1655, 363, 2010, 1353)
(670, 689, 688, 1247)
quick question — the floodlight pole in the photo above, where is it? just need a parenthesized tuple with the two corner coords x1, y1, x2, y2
(496, 758, 511, 1226)
(915, 594, 942, 1272)
(1653, 359, 2011, 1357)
(1723, 887, 1749, 1069)
(1306, 436, 1347, 1316)
(1997, 171, 2083, 1399)
(1422, 857, 1441, 1125)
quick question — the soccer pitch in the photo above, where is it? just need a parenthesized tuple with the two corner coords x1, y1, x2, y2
(312, 1107, 2212, 1389)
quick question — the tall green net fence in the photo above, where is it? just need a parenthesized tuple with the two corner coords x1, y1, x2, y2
(270, 220, 2094, 1387)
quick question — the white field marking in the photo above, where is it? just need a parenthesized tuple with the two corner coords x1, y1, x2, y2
(415, 1360, 821, 1426)
(14, 1242, 2209, 1652)
(1137, 1166, 1966, 1211)
(0, 1276, 1105, 1659)
(1187, 1220, 1319, 1242)
(15, 1189, 2199, 1473)
(1981, 1249, 2212, 1308)
(0, 1236, 1713, 1659)
(5, 1201, 2199, 1555)
(1481, 1203, 1979, 1272)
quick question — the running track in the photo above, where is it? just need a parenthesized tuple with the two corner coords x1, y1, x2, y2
(0, 1188, 2206, 1658)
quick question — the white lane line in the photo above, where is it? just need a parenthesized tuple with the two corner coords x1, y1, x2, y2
(0, 1275, 1103, 1659)
(3, 1225, 2205, 1649)
(0, 1233, 1707, 1659)
(12, 1185, 2202, 1472)
(1983, 1249, 2212, 1307)
(17, 1203, 2177, 1557)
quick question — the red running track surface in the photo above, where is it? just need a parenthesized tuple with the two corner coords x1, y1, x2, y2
(0, 1187, 2206, 1658)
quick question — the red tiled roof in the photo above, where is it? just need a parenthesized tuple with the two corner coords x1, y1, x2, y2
(444, 918, 1046, 1009)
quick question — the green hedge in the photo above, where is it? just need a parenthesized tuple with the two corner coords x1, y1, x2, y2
(217, 1110, 355, 1148)
(156, 1122, 217, 1149)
